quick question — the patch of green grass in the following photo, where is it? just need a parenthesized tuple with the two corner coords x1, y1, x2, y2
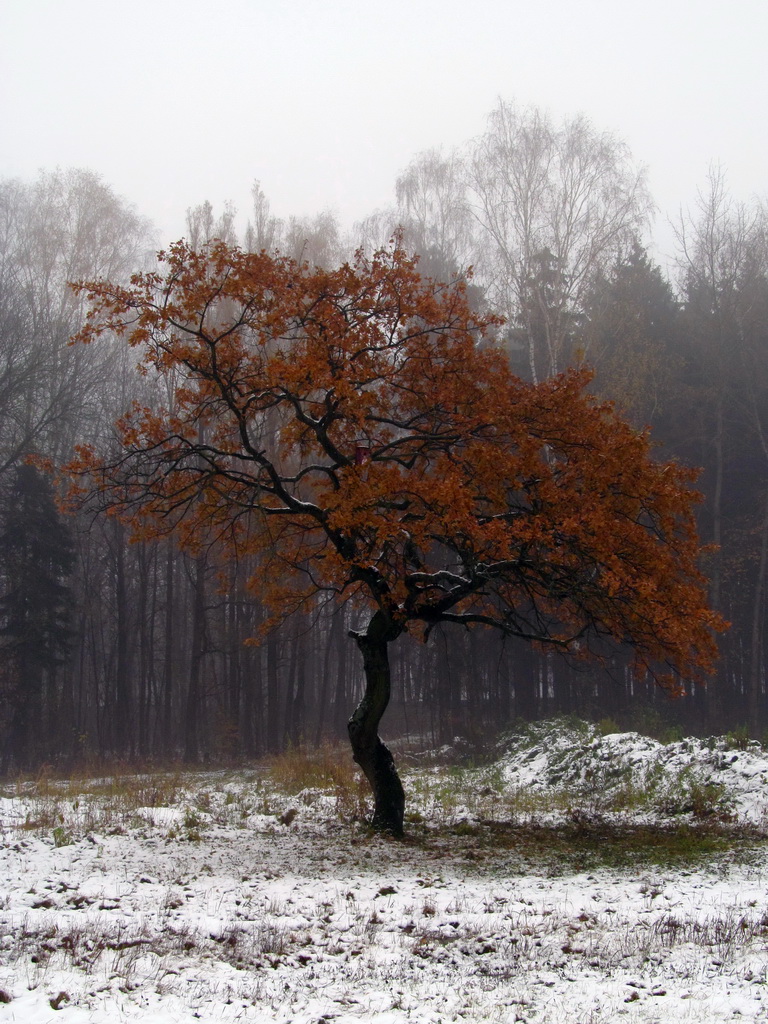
(405, 818, 768, 872)
(52, 824, 74, 848)
(651, 767, 733, 820)
(597, 716, 621, 736)
(723, 725, 755, 751)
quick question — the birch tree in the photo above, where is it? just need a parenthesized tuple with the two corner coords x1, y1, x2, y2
(468, 101, 652, 381)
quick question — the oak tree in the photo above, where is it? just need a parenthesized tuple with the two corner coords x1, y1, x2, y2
(68, 239, 722, 835)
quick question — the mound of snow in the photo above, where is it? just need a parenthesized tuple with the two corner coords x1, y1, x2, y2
(495, 720, 768, 821)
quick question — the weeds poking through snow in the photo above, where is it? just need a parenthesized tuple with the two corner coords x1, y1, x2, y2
(2, 721, 768, 1022)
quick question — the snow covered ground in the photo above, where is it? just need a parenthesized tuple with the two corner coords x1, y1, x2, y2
(1, 720, 768, 1023)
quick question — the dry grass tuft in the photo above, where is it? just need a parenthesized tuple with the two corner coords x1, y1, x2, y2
(264, 743, 360, 794)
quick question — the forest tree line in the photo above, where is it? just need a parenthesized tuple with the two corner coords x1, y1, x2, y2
(1, 101, 766, 770)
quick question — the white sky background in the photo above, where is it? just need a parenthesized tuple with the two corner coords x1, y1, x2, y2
(1, 0, 766, 263)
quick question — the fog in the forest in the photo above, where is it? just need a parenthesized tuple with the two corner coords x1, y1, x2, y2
(0, 0, 766, 769)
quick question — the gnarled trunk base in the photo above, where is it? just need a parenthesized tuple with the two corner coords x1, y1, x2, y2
(348, 731, 405, 835)
(347, 610, 405, 837)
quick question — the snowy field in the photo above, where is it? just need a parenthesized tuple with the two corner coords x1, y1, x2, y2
(1, 720, 768, 1023)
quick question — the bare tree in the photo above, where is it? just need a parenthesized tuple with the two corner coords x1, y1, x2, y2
(468, 101, 652, 381)
(282, 209, 344, 268)
(244, 181, 282, 253)
(395, 148, 476, 275)
(0, 168, 152, 470)
(185, 199, 239, 250)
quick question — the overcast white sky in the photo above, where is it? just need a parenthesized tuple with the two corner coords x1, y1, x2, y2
(1, 0, 765, 261)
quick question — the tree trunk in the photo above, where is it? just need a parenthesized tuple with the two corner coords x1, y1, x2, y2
(266, 630, 281, 753)
(748, 488, 768, 735)
(113, 523, 132, 756)
(333, 608, 350, 737)
(184, 553, 206, 763)
(314, 605, 339, 746)
(706, 395, 726, 732)
(162, 544, 175, 751)
(347, 610, 405, 837)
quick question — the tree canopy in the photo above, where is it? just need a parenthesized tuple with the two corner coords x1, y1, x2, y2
(68, 238, 723, 832)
